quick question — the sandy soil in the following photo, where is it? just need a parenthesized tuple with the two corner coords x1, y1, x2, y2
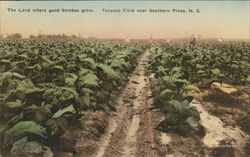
(191, 85, 250, 156)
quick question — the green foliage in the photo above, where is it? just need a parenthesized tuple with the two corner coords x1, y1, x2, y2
(98, 64, 120, 79)
(52, 105, 75, 118)
(3, 121, 47, 147)
(80, 73, 99, 87)
(0, 38, 144, 155)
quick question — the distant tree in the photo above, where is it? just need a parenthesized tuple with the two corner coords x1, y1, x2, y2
(37, 34, 45, 39)
(62, 34, 67, 38)
(27, 34, 80, 39)
(29, 35, 36, 39)
(6, 33, 22, 39)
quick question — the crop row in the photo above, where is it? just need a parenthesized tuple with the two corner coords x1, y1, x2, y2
(0, 39, 145, 156)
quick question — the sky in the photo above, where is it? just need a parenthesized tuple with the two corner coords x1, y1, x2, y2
(0, 1, 249, 39)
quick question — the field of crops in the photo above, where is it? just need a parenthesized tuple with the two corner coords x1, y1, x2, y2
(147, 42, 250, 136)
(0, 38, 249, 157)
(0, 39, 146, 156)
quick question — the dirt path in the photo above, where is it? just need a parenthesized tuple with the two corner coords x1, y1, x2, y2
(93, 48, 162, 157)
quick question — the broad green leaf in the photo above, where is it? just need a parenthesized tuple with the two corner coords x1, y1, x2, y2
(65, 73, 78, 87)
(81, 88, 93, 94)
(98, 64, 120, 79)
(0, 60, 12, 72)
(52, 105, 75, 118)
(82, 57, 97, 69)
(81, 73, 99, 87)
(4, 100, 22, 110)
(51, 65, 64, 72)
(196, 64, 204, 69)
(211, 68, 220, 75)
(184, 85, 200, 92)
(157, 66, 166, 73)
(160, 89, 174, 96)
(78, 68, 93, 76)
(110, 58, 130, 69)
(172, 78, 189, 84)
(3, 121, 47, 146)
(83, 94, 91, 106)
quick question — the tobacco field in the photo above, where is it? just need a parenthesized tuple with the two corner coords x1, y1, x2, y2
(0, 38, 249, 157)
